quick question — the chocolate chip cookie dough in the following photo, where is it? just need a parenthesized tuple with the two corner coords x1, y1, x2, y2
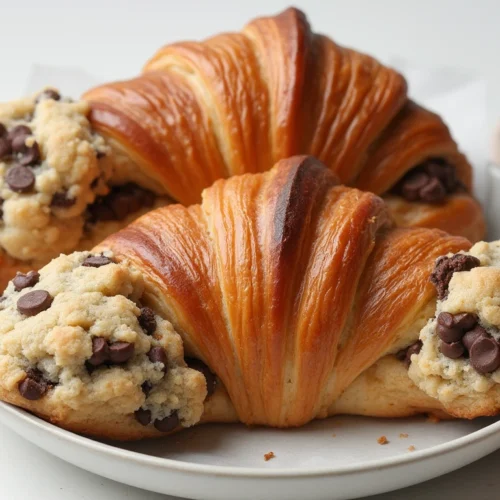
(408, 241, 500, 418)
(0, 251, 210, 439)
(0, 89, 168, 273)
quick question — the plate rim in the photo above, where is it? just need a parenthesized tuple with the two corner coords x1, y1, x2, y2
(1, 400, 499, 479)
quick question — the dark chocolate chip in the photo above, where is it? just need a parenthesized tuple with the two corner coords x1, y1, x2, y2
(6, 165, 35, 193)
(0, 137, 11, 159)
(12, 270, 40, 291)
(437, 312, 463, 343)
(186, 358, 217, 398)
(50, 191, 76, 208)
(14, 139, 40, 167)
(95, 150, 106, 159)
(36, 89, 61, 102)
(7, 125, 31, 142)
(400, 171, 430, 202)
(0, 123, 6, 138)
(88, 337, 110, 366)
(109, 342, 135, 364)
(81, 255, 113, 268)
(147, 346, 168, 371)
(17, 290, 53, 316)
(396, 340, 423, 368)
(430, 254, 481, 300)
(153, 412, 179, 433)
(470, 337, 500, 374)
(141, 381, 153, 396)
(0, 198, 3, 219)
(439, 340, 465, 359)
(18, 371, 48, 400)
(419, 177, 447, 203)
(463, 325, 489, 352)
(138, 307, 156, 335)
(135, 408, 152, 426)
(453, 313, 478, 332)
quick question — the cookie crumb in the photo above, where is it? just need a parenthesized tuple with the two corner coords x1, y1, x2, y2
(332, 433, 337, 438)
(377, 435, 389, 445)
(408, 445, 416, 452)
(427, 414, 441, 424)
(399, 433, 408, 438)
(264, 451, 275, 461)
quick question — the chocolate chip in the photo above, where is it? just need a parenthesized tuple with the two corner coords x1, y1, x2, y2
(138, 307, 156, 335)
(396, 340, 423, 368)
(14, 138, 40, 166)
(0, 123, 6, 138)
(186, 358, 216, 397)
(470, 337, 500, 374)
(0, 198, 3, 219)
(36, 89, 61, 102)
(88, 337, 110, 366)
(17, 290, 52, 316)
(12, 270, 40, 291)
(86, 183, 155, 224)
(109, 342, 134, 364)
(453, 313, 478, 331)
(147, 346, 168, 371)
(135, 408, 152, 426)
(95, 150, 106, 159)
(419, 177, 447, 203)
(154, 412, 179, 433)
(436, 312, 477, 343)
(430, 254, 481, 300)
(0, 137, 11, 159)
(439, 340, 465, 359)
(7, 125, 31, 142)
(392, 158, 461, 204)
(18, 370, 48, 400)
(81, 254, 113, 268)
(141, 381, 153, 396)
(400, 171, 431, 201)
(6, 165, 35, 193)
(50, 191, 76, 208)
(463, 325, 489, 352)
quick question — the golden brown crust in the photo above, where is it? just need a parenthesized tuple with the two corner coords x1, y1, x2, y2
(84, 7, 484, 241)
(95, 156, 470, 429)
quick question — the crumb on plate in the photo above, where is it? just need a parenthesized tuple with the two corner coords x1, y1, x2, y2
(377, 435, 389, 445)
(408, 445, 416, 452)
(399, 433, 409, 438)
(264, 451, 275, 461)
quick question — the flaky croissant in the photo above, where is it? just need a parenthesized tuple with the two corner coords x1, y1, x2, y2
(1, 156, 498, 440)
(0, 7, 485, 291)
(85, 7, 484, 243)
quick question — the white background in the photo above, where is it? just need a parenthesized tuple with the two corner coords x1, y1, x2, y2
(1, 0, 500, 498)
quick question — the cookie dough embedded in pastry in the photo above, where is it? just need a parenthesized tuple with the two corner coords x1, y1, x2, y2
(408, 241, 500, 418)
(0, 89, 165, 270)
(0, 251, 207, 438)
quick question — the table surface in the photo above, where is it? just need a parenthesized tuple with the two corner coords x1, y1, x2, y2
(1, 0, 500, 498)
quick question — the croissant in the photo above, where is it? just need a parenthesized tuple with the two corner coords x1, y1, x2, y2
(84, 7, 484, 243)
(0, 8, 485, 291)
(0, 156, 498, 441)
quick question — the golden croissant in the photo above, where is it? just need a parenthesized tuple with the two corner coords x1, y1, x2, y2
(0, 156, 498, 440)
(0, 8, 485, 290)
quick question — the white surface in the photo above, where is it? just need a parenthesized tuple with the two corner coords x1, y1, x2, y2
(1, 0, 500, 498)
(2, 401, 500, 500)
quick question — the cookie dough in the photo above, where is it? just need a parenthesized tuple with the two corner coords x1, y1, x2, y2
(0, 89, 167, 268)
(0, 251, 207, 439)
(409, 241, 500, 417)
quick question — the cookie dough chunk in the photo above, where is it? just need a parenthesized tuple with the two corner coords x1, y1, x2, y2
(0, 89, 166, 269)
(0, 251, 207, 439)
(409, 241, 500, 418)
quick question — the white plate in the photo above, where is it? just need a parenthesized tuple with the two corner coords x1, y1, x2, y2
(0, 402, 499, 500)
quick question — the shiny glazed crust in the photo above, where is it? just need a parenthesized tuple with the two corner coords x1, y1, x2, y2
(85, 8, 485, 242)
(94, 156, 470, 429)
